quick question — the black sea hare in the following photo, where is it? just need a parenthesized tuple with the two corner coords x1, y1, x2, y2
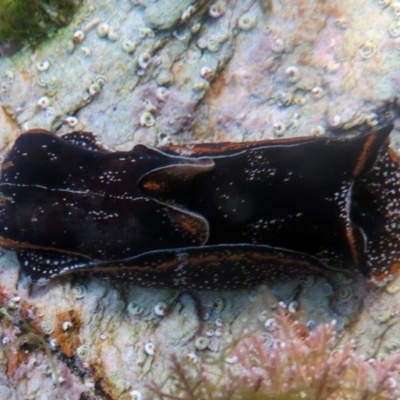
(0, 126, 399, 289)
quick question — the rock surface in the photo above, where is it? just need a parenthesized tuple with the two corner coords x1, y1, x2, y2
(1, 0, 400, 398)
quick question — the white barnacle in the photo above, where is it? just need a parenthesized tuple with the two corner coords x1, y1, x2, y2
(271, 38, 285, 53)
(285, 65, 301, 83)
(200, 66, 214, 79)
(97, 23, 110, 38)
(156, 86, 169, 101)
(127, 302, 144, 316)
(108, 27, 120, 41)
(76, 344, 90, 359)
(36, 60, 50, 72)
(196, 37, 207, 49)
(366, 112, 379, 127)
(37, 96, 51, 109)
(185, 352, 198, 363)
(144, 342, 155, 356)
(138, 52, 151, 70)
(208, 38, 223, 53)
(264, 317, 276, 330)
(130, 390, 143, 400)
(288, 300, 299, 313)
(72, 284, 86, 299)
(311, 86, 325, 99)
(238, 13, 257, 30)
(62, 321, 73, 331)
(122, 39, 136, 53)
(140, 111, 155, 127)
(273, 121, 286, 137)
(212, 297, 225, 313)
(40, 320, 55, 335)
(225, 355, 238, 364)
(94, 75, 107, 87)
(181, 5, 196, 21)
(89, 83, 101, 96)
(153, 301, 168, 317)
(65, 116, 79, 127)
(195, 336, 209, 351)
(73, 29, 85, 43)
(360, 41, 376, 59)
(140, 27, 155, 38)
(329, 114, 342, 128)
(209, 3, 226, 18)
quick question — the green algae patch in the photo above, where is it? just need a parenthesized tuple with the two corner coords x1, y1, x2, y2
(0, 0, 80, 44)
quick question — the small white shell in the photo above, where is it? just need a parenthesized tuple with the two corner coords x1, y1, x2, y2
(209, 3, 225, 18)
(154, 301, 168, 317)
(138, 53, 151, 70)
(273, 122, 286, 137)
(186, 352, 198, 363)
(140, 111, 155, 127)
(271, 38, 285, 53)
(73, 30, 85, 43)
(62, 321, 73, 331)
(127, 302, 144, 316)
(140, 28, 155, 38)
(238, 14, 257, 30)
(122, 40, 136, 53)
(130, 390, 143, 400)
(37, 96, 51, 109)
(285, 66, 301, 83)
(311, 86, 325, 99)
(89, 83, 101, 96)
(36, 60, 50, 72)
(108, 27, 120, 41)
(195, 336, 209, 351)
(144, 342, 155, 356)
(97, 23, 110, 38)
(200, 66, 213, 79)
(65, 116, 79, 127)
(181, 5, 196, 21)
(359, 41, 376, 59)
(156, 87, 169, 101)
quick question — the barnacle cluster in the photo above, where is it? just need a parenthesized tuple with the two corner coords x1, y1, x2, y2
(0, 0, 81, 44)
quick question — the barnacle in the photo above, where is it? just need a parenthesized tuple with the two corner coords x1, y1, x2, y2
(144, 342, 155, 356)
(37, 96, 51, 109)
(76, 344, 90, 358)
(238, 13, 257, 30)
(271, 38, 285, 53)
(127, 302, 144, 316)
(64, 116, 79, 127)
(285, 66, 301, 83)
(209, 3, 226, 18)
(40, 320, 55, 335)
(140, 111, 155, 127)
(96, 22, 109, 38)
(153, 301, 168, 316)
(195, 336, 209, 351)
(107, 26, 120, 41)
(122, 39, 136, 53)
(36, 60, 50, 72)
(360, 41, 376, 59)
(73, 29, 85, 43)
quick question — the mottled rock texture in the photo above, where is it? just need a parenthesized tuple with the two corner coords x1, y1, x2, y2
(2, 0, 400, 399)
